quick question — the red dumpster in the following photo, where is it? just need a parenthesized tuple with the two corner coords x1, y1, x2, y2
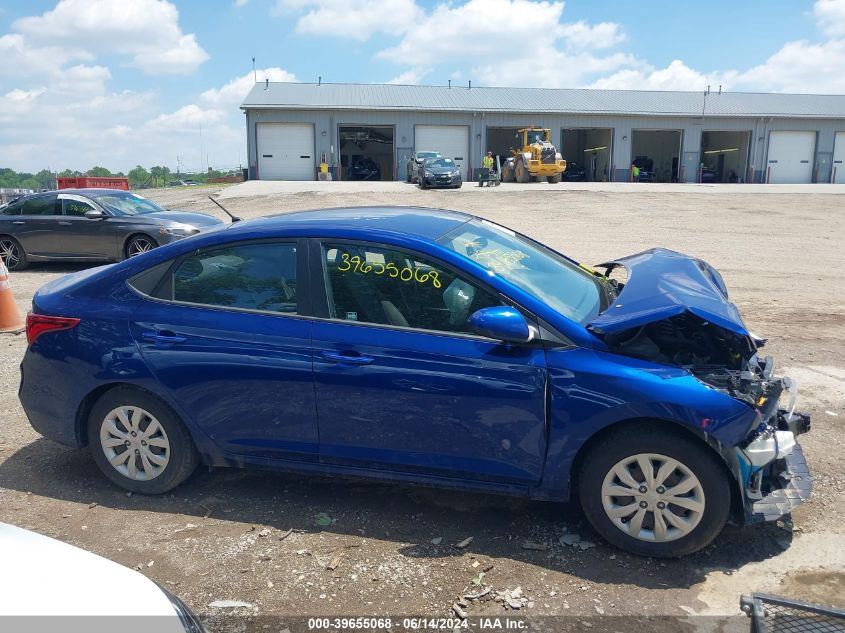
(56, 177, 130, 190)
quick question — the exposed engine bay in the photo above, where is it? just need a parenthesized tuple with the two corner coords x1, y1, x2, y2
(586, 250, 812, 521)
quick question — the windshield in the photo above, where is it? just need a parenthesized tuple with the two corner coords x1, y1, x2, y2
(437, 219, 606, 324)
(417, 151, 439, 159)
(426, 158, 456, 169)
(92, 192, 166, 216)
(525, 130, 546, 144)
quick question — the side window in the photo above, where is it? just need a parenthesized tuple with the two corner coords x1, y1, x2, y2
(165, 242, 298, 313)
(1, 201, 22, 216)
(63, 199, 95, 216)
(322, 242, 501, 334)
(21, 195, 59, 216)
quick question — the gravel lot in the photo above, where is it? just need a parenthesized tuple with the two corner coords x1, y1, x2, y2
(1, 183, 843, 629)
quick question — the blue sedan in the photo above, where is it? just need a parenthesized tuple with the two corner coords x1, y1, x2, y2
(19, 207, 811, 557)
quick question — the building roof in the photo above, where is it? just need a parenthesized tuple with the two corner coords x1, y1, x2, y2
(242, 82, 845, 119)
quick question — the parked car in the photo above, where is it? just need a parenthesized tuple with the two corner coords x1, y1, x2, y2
(562, 161, 588, 181)
(347, 157, 382, 181)
(20, 207, 811, 557)
(632, 156, 655, 182)
(700, 167, 719, 183)
(418, 157, 462, 189)
(0, 522, 204, 631)
(406, 151, 442, 183)
(0, 189, 224, 270)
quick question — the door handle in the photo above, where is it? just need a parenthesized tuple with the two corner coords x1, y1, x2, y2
(58, 221, 72, 226)
(12, 221, 25, 225)
(321, 350, 374, 365)
(142, 331, 187, 348)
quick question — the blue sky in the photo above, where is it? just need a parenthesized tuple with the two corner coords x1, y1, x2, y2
(1, 0, 843, 172)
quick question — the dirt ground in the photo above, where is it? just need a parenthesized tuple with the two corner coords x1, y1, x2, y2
(1, 183, 843, 630)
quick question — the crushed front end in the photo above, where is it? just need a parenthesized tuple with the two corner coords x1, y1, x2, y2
(730, 364, 813, 523)
(587, 248, 813, 525)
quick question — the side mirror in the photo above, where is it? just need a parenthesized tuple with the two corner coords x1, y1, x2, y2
(468, 306, 533, 343)
(84, 209, 105, 220)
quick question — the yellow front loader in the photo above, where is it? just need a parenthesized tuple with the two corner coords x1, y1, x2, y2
(501, 128, 567, 183)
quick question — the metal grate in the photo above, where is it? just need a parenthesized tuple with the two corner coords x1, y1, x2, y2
(742, 594, 845, 633)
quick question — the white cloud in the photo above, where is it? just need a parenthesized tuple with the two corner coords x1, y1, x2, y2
(815, 0, 845, 36)
(234, 0, 249, 6)
(275, 0, 422, 40)
(589, 60, 737, 91)
(736, 38, 845, 93)
(200, 67, 298, 106)
(386, 67, 432, 84)
(13, 0, 208, 74)
(558, 21, 625, 50)
(374, 0, 633, 87)
(378, 0, 565, 61)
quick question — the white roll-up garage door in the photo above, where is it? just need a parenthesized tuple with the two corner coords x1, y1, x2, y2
(833, 132, 845, 183)
(767, 131, 816, 184)
(415, 125, 470, 177)
(257, 123, 315, 180)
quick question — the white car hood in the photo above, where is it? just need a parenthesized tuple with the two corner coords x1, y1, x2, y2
(0, 522, 180, 622)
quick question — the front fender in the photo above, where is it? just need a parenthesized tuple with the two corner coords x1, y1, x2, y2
(534, 346, 758, 500)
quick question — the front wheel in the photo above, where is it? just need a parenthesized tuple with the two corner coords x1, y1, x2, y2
(0, 236, 27, 271)
(88, 387, 199, 494)
(124, 234, 158, 259)
(578, 425, 731, 557)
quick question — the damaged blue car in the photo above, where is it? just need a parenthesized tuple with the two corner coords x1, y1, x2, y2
(18, 207, 811, 557)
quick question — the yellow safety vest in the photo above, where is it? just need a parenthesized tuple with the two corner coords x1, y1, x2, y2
(483, 156, 494, 169)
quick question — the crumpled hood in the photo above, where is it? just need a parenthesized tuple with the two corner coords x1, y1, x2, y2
(588, 248, 750, 337)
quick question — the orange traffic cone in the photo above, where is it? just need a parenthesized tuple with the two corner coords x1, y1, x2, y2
(0, 259, 24, 333)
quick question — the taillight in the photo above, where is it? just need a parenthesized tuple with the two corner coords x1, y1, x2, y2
(26, 313, 80, 345)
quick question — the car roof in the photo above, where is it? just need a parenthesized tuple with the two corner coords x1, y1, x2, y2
(230, 206, 472, 241)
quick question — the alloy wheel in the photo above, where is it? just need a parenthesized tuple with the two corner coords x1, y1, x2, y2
(99, 405, 170, 481)
(600, 452, 705, 543)
(0, 239, 20, 268)
(127, 237, 154, 257)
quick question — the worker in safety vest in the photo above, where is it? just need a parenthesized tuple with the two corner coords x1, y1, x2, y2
(482, 151, 494, 171)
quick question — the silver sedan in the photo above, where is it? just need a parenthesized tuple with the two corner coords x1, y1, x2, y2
(0, 188, 224, 270)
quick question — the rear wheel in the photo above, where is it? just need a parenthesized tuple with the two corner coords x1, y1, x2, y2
(547, 173, 562, 184)
(0, 236, 26, 271)
(88, 387, 199, 494)
(578, 424, 731, 557)
(124, 234, 157, 259)
(501, 162, 514, 183)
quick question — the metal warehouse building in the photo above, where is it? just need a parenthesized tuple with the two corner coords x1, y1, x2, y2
(241, 82, 845, 184)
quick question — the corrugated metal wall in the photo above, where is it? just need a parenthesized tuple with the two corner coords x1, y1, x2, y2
(246, 108, 844, 183)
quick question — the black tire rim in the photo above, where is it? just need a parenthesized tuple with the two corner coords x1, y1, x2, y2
(0, 239, 20, 268)
(127, 237, 154, 258)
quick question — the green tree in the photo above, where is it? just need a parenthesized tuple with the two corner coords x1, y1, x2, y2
(87, 166, 112, 177)
(128, 165, 150, 187)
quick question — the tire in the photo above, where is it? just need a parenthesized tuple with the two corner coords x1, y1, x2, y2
(87, 386, 199, 494)
(406, 169, 412, 183)
(515, 162, 530, 183)
(501, 163, 514, 183)
(0, 236, 27, 271)
(547, 173, 562, 184)
(578, 424, 731, 557)
(124, 234, 158, 259)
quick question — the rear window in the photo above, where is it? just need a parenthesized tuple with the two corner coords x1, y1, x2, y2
(22, 195, 59, 215)
(1, 201, 22, 216)
(150, 242, 298, 314)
